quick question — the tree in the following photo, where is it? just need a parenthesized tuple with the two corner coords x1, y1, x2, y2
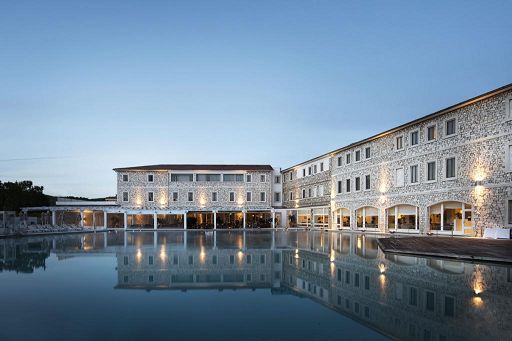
(0, 181, 55, 212)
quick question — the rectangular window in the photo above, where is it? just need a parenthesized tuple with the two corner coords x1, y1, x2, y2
(260, 192, 266, 202)
(246, 174, 252, 182)
(274, 175, 281, 184)
(427, 161, 436, 181)
(148, 192, 154, 202)
(507, 200, 512, 225)
(346, 179, 351, 193)
(188, 255, 193, 265)
(410, 165, 418, 184)
(260, 254, 265, 264)
(147, 174, 154, 182)
(444, 296, 455, 317)
(354, 273, 360, 287)
(337, 181, 342, 194)
(196, 174, 221, 182)
(187, 192, 193, 202)
(302, 189, 306, 198)
(289, 191, 293, 200)
(230, 255, 235, 264)
(409, 287, 418, 306)
(445, 118, 456, 136)
(274, 192, 281, 202)
(337, 269, 342, 281)
(427, 125, 436, 141)
(346, 153, 351, 164)
(446, 157, 456, 179)
(337, 156, 342, 166)
(320, 162, 324, 171)
(229, 192, 235, 202)
(290, 172, 293, 181)
(212, 255, 218, 265)
(302, 169, 306, 177)
(355, 177, 361, 191)
(171, 174, 194, 182)
(410, 130, 419, 146)
(122, 192, 128, 202)
(223, 174, 244, 182)
(365, 147, 371, 159)
(308, 167, 312, 175)
(313, 165, 317, 174)
(345, 270, 350, 284)
(365, 174, 371, 190)
(364, 276, 370, 290)
(246, 192, 252, 202)
(396, 168, 405, 187)
(425, 291, 435, 311)
(122, 174, 129, 182)
(355, 150, 361, 162)
(149, 256, 153, 265)
(172, 192, 178, 202)
(212, 192, 218, 202)
(308, 188, 312, 197)
(396, 136, 404, 150)
(508, 145, 512, 172)
(260, 174, 266, 182)
(246, 255, 252, 264)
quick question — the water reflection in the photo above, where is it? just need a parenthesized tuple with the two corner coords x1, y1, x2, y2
(1, 230, 511, 341)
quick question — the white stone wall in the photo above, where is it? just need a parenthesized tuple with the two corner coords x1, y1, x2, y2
(330, 89, 512, 234)
(116, 170, 273, 211)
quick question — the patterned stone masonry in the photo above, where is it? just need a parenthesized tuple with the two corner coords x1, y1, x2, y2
(329, 89, 512, 234)
(116, 170, 273, 211)
(282, 156, 332, 209)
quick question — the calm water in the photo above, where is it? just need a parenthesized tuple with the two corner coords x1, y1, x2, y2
(0, 230, 510, 341)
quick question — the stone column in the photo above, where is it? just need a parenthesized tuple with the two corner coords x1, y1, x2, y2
(103, 211, 108, 229)
(92, 211, 96, 231)
(243, 210, 246, 229)
(184, 212, 187, 230)
(271, 209, 275, 229)
(51, 211, 56, 226)
(153, 213, 158, 230)
(123, 212, 128, 230)
(214, 211, 217, 230)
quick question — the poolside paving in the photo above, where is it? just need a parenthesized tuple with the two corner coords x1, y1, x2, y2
(377, 236, 512, 264)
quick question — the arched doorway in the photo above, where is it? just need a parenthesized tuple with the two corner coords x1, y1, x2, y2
(334, 208, 351, 229)
(356, 206, 379, 229)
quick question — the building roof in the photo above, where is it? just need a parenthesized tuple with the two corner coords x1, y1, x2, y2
(113, 164, 274, 172)
(282, 82, 512, 172)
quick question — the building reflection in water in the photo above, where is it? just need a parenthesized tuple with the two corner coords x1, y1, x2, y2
(1, 230, 511, 341)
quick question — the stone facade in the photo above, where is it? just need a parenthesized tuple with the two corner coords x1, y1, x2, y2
(280, 85, 512, 234)
(116, 168, 275, 211)
(282, 155, 331, 209)
(330, 89, 512, 234)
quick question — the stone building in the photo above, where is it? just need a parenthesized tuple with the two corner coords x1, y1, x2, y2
(113, 164, 283, 229)
(281, 83, 512, 235)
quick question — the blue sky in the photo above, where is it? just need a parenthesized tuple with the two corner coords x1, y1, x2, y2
(1, 0, 511, 198)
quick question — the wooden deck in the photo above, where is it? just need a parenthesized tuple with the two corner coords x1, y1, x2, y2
(377, 236, 512, 264)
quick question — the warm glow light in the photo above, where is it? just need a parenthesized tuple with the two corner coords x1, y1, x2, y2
(199, 248, 206, 263)
(159, 245, 167, 261)
(471, 296, 484, 308)
(357, 236, 362, 249)
(136, 248, 142, 263)
(379, 195, 386, 204)
(237, 250, 244, 262)
(294, 248, 299, 259)
(330, 249, 336, 262)
(378, 263, 386, 274)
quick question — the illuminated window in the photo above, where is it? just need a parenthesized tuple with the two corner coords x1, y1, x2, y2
(427, 125, 436, 141)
